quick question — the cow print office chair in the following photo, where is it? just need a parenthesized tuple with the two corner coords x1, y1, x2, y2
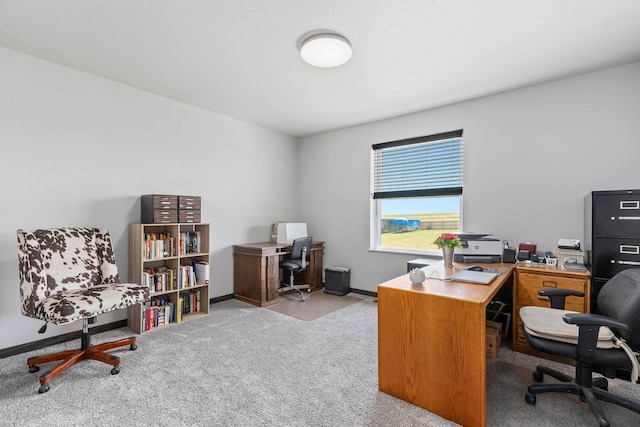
(17, 227, 149, 393)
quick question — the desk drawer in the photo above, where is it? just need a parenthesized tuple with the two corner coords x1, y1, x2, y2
(179, 210, 201, 223)
(517, 272, 586, 311)
(142, 194, 178, 209)
(179, 196, 201, 210)
(141, 209, 178, 224)
(513, 268, 590, 360)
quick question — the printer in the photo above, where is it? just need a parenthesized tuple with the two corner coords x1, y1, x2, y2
(453, 233, 503, 263)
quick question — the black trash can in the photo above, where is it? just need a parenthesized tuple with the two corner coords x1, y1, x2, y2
(324, 267, 351, 296)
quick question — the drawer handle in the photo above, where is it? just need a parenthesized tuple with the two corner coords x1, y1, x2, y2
(618, 260, 640, 266)
(620, 245, 640, 255)
(618, 216, 640, 220)
(542, 281, 557, 288)
(620, 200, 640, 210)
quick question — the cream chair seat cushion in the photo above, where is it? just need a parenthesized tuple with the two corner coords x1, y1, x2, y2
(520, 306, 616, 349)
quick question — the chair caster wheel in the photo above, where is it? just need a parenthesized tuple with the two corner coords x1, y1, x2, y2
(29, 365, 40, 373)
(525, 393, 536, 405)
(593, 377, 608, 391)
(130, 344, 137, 351)
(38, 384, 50, 394)
(111, 367, 120, 375)
(533, 371, 543, 382)
(307, 289, 311, 293)
(301, 296, 305, 301)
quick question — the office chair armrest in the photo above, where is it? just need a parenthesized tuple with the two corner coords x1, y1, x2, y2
(563, 313, 629, 364)
(563, 313, 629, 332)
(538, 288, 585, 309)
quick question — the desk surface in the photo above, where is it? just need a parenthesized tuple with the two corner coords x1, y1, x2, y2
(378, 262, 515, 427)
(233, 241, 324, 254)
(379, 262, 513, 304)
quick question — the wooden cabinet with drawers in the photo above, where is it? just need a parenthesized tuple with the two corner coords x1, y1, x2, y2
(512, 263, 591, 359)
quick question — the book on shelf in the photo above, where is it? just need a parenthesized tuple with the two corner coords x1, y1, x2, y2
(157, 307, 166, 326)
(194, 261, 210, 285)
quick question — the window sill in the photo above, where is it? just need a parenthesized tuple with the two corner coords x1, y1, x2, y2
(369, 247, 443, 259)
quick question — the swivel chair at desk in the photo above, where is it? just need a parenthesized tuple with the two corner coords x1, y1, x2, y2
(279, 236, 313, 302)
(520, 268, 640, 427)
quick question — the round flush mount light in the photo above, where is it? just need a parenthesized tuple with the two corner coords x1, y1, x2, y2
(299, 32, 352, 68)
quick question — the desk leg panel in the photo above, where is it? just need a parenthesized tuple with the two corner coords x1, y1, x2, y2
(233, 252, 279, 307)
(378, 287, 487, 427)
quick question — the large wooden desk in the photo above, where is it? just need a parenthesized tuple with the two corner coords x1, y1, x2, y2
(233, 241, 324, 307)
(378, 262, 515, 427)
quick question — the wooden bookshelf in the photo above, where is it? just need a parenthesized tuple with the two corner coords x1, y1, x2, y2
(127, 223, 210, 334)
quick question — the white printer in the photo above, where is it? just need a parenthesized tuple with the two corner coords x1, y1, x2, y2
(453, 233, 503, 263)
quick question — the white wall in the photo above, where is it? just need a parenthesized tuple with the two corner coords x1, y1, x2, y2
(2, 45, 639, 351)
(0, 47, 299, 349)
(299, 62, 640, 292)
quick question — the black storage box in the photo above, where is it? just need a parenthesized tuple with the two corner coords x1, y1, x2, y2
(324, 267, 351, 296)
(407, 258, 430, 273)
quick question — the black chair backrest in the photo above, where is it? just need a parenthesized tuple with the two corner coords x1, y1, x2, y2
(598, 268, 640, 349)
(290, 236, 313, 260)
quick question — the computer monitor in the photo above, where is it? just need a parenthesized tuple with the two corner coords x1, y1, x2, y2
(276, 223, 308, 244)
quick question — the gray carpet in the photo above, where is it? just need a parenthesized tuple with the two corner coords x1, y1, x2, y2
(1, 296, 639, 427)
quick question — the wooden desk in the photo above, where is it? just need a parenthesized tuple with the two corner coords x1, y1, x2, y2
(378, 262, 515, 427)
(233, 241, 324, 307)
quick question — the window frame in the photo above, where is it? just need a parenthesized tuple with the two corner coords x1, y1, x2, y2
(370, 130, 464, 254)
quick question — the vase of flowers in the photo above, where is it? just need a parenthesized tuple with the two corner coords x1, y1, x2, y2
(433, 232, 461, 267)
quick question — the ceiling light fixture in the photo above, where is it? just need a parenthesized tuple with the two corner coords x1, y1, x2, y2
(299, 32, 352, 68)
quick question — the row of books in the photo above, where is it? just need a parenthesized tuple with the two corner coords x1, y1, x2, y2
(179, 231, 202, 255)
(143, 231, 204, 260)
(142, 297, 175, 331)
(142, 262, 209, 293)
(142, 266, 175, 293)
(141, 290, 202, 331)
(143, 233, 175, 259)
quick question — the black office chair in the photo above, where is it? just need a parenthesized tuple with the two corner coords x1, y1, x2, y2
(280, 236, 313, 302)
(520, 268, 640, 427)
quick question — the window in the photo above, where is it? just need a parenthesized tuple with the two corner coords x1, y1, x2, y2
(371, 130, 464, 253)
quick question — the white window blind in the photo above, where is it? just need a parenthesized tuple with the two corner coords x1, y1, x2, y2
(372, 130, 463, 199)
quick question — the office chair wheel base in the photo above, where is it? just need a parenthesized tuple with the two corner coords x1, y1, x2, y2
(593, 377, 608, 391)
(525, 392, 536, 405)
(110, 366, 120, 375)
(38, 384, 50, 394)
(29, 365, 40, 374)
(130, 344, 137, 351)
(532, 371, 543, 382)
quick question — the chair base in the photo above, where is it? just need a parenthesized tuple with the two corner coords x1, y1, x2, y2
(525, 365, 640, 427)
(279, 270, 310, 301)
(27, 336, 138, 393)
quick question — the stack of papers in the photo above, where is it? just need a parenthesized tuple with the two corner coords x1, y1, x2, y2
(558, 239, 581, 250)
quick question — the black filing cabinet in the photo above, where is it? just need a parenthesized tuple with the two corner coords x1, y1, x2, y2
(585, 189, 640, 312)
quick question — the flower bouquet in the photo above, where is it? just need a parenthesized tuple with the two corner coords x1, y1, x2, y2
(433, 232, 462, 249)
(433, 233, 461, 267)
